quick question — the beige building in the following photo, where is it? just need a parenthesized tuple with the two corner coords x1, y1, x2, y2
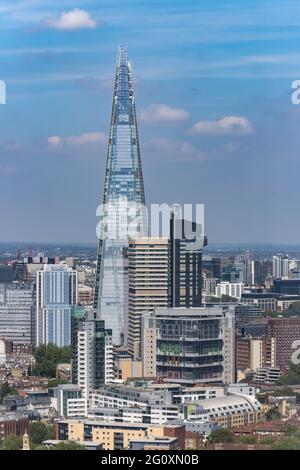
(56, 420, 181, 451)
(114, 354, 143, 381)
(127, 237, 169, 358)
(236, 335, 276, 372)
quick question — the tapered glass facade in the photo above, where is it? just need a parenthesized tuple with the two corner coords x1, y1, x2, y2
(94, 47, 146, 345)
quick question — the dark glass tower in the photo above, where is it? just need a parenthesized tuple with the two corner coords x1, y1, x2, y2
(94, 47, 146, 345)
(169, 212, 207, 308)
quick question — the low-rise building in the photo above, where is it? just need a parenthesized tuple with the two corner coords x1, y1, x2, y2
(182, 395, 264, 430)
(55, 419, 185, 450)
(49, 384, 87, 418)
(129, 436, 178, 450)
(0, 413, 29, 438)
(253, 367, 281, 384)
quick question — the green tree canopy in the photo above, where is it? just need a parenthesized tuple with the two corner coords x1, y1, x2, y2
(47, 378, 68, 388)
(0, 434, 23, 450)
(266, 407, 281, 421)
(277, 362, 300, 386)
(29, 422, 55, 445)
(239, 435, 256, 444)
(0, 383, 18, 404)
(209, 428, 234, 443)
(32, 343, 71, 378)
(50, 441, 85, 451)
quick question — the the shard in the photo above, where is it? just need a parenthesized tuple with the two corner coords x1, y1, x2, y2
(94, 46, 147, 345)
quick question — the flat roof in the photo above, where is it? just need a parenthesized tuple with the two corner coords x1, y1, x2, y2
(42, 440, 100, 446)
(58, 419, 183, 429)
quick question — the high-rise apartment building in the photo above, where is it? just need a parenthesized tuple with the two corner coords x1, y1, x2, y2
(168, 214, 206, 308)
(141, 306, 235, 385)
(72, 313, 113, 400)
(94, 47, 147, 346)
(0, 282, 34, 344)
(71, 305, 86, 384)
(36, 264, 77, 347)
(127, 237, 169, 358)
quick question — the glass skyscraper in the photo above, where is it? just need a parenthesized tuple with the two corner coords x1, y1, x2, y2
(94, 47, 147, 345)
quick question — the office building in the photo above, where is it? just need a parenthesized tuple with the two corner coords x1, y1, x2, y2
(0, 282, 34, 344)
(251, 261, 264, 286)
(94, 47, 147, 346)
(141, 306, 235, 385)
(36, 264, 77, 347)
(127, 237, 168, 358)
(272, 279, 300, 295)
(0, 265, 14, 283)
(211, 256, 230, 281)
(240, 293, 278, 311)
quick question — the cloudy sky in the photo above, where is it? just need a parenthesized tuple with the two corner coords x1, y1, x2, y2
(1, 0, 300, 244)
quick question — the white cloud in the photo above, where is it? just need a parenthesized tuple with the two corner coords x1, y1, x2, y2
(190, 116, 254, 135)
(43, 8, 96, 31)
(47, 132, 107, 148)
(140, 104, 189, 123)
(146, 137, 205, 161)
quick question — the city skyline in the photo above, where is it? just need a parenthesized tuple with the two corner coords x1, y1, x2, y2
(1, 1, 300, 244)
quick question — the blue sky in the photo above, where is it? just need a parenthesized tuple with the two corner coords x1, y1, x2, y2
(1, 0, 300, 244)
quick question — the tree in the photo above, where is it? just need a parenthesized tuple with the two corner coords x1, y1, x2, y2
(47, 378, 69, 388)
(50, 441, 85, 451)
(32, 344, 71, 378)
(29, 422, 55, 445)
(282, 423, 298, 436)
(273, 437, 300, 450)
(0, 383, 18, 404)
(239, 435, 256, 444)
(209, 428, 234, 443)
(266, 407, 281, 421)
(259, 437, 275, 445)
(277, 362, 300, 386)
(264, 302, 300, 319)
(0, 434, 23, 450)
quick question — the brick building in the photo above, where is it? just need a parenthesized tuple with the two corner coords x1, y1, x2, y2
(267, 317, 300, 370)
